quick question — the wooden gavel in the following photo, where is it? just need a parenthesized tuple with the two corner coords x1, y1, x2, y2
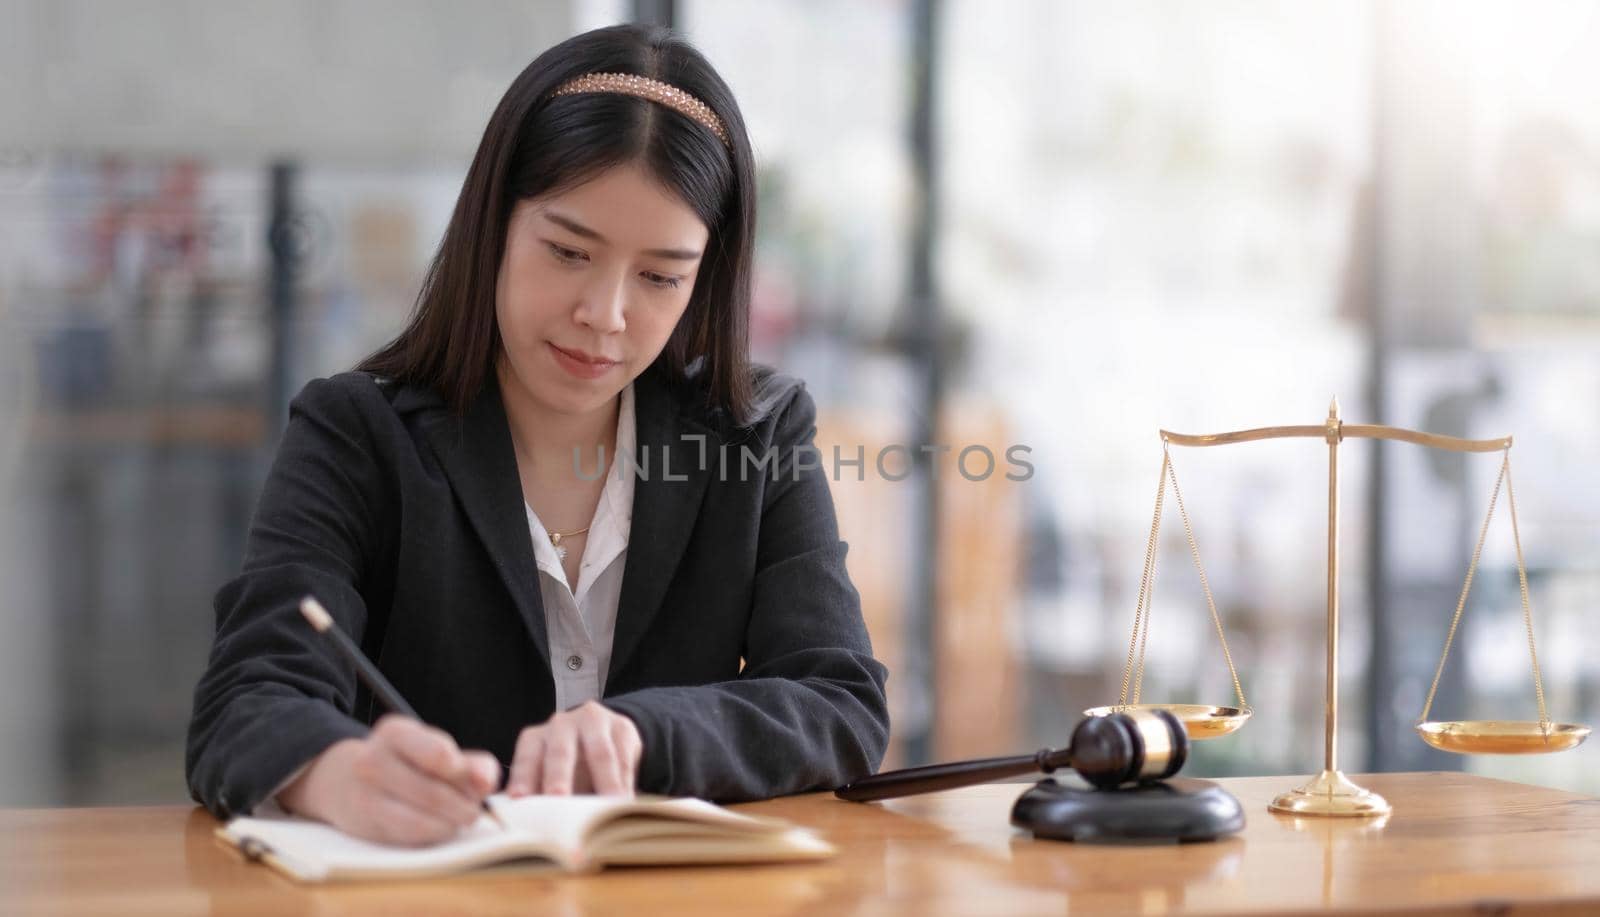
(835, 708, 1189, 802)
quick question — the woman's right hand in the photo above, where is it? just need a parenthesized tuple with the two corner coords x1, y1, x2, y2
(277, 714, 502, 846)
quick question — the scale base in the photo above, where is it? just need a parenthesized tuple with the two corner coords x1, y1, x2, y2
(1269, 769, 1391, 817)
(1011, 777, 1245, 844)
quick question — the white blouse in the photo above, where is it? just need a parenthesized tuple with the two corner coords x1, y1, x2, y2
(523, 382, 636, 712)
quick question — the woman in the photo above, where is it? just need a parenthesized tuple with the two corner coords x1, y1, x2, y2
(186, 23, 889, 846)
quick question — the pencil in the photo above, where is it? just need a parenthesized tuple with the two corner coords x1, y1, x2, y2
(299, 596, 418, 718)
(298, 596, 501, 822)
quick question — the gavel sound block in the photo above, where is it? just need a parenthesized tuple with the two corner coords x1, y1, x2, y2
(836, 708, 1244, 843)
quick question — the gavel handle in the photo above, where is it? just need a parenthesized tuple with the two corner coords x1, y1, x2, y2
(834, 747, 1072, 802)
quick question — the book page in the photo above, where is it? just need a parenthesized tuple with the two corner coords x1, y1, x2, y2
(219, 811, 563, 881)
(486, 794, 792, 850)
(593, 827, 836, 866)
(486, 794, 831, 865)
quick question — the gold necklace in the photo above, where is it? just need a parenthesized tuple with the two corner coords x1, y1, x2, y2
(548, 526, 590, 560)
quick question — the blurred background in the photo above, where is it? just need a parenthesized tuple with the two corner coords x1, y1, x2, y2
(2, 0, 1597, 807)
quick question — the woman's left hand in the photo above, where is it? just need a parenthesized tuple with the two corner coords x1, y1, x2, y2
(506, 701, 642, 796)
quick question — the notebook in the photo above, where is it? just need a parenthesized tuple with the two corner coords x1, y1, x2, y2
(216, 793, 834, 882)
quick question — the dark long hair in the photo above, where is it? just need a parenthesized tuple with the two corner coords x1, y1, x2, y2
(358, 24, 757, 422)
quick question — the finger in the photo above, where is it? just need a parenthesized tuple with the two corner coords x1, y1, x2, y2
(464, 751, 502, 796)
(579, 725, 625, 795)
(508, 730, 544, 797)
(381, 719, 473, 788)
(360, 790, 461, 847)
(611, 717, 641, 794)
(541, 730, 579, 795)
(572, 765, 595, 795)
(354, 744, 481, 827)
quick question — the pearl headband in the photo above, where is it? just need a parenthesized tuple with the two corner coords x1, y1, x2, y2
(549, 72, 731, 149)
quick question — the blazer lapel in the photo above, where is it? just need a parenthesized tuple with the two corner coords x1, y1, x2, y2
(607, 365, 717, 682)
(418, 375, 549, 662)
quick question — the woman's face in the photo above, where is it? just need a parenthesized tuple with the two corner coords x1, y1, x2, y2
(495, 162, 709, 417)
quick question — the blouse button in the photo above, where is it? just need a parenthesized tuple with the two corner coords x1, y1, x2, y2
(566, 655, 584, 671)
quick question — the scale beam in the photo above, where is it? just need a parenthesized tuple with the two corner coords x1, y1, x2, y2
(1161, 423, 1511, 453)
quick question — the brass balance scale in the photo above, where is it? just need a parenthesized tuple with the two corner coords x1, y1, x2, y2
(1084, 399, 1591, 817)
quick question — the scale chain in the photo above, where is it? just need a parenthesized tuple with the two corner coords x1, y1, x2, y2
(1503, 454, 1551, 729)
(1120, 442, 1249, 713)
(1120, 448, 1169, 706)
(1165, 446, 1249, 713)
(1418, 449, 1549, 731)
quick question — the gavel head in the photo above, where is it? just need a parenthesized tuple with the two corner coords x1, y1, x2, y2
(1069, 708, 1189, 789)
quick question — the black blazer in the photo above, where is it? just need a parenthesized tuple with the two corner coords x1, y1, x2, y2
(185, 361, 890, 819)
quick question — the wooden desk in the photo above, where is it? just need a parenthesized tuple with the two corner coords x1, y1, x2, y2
(4, 772, 1599, 915)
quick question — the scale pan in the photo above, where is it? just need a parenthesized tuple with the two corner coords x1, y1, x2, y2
(1415, 720, 1590, 754)
(1082, 704, 1251, 740)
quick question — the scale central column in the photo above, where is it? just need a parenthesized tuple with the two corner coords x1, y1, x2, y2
(1269, 398, 1392, 817)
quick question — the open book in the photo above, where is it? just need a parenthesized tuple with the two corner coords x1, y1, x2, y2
(217, 794, 834, 882)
